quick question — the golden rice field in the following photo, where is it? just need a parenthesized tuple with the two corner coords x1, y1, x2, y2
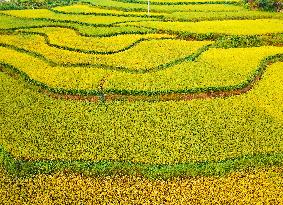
(0, 0, 283, 203)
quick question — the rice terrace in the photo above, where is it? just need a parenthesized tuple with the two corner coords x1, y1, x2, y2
(0, 0, 283, 203)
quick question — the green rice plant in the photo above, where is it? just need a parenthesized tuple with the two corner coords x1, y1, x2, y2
(0, 14, 156, 37)
(215, 34, 283, 48)
(0, 14, 58, 29)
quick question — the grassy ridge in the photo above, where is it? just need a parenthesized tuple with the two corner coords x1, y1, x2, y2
(1, 144, 283, 179)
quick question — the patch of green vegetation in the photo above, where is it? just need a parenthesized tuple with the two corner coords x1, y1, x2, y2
(243, 0, 282, 12)
(1, 144, 283, 179)
(0, 14, 155, 36)
(0, 0, 79, 10)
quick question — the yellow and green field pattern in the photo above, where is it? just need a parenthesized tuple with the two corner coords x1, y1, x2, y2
(0, 0, 283, 202)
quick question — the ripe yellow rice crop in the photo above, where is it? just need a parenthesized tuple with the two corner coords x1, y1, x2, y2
(1, 167, 282, 204)
(85, 0, 245, 12)
(106, 46, 283, 91)
(53, 3, 164, 17)
(0, 34, 211, 70)
(0, 9, 151, 25)
(52, 4, 282, 22)
(1, 0, 283, 200)
(168, 10, 283, 21)
(0, 44, 282, 92)
(1, 52, 283, 164)
(249, 62, 283, 121)
(125, 19, 283, 35)
(19, 27, 174, 53)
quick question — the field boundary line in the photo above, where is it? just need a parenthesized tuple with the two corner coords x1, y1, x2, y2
(1, 145, 283, 179)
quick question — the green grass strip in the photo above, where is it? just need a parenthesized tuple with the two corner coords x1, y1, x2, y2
(1, 145, 283, 179)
